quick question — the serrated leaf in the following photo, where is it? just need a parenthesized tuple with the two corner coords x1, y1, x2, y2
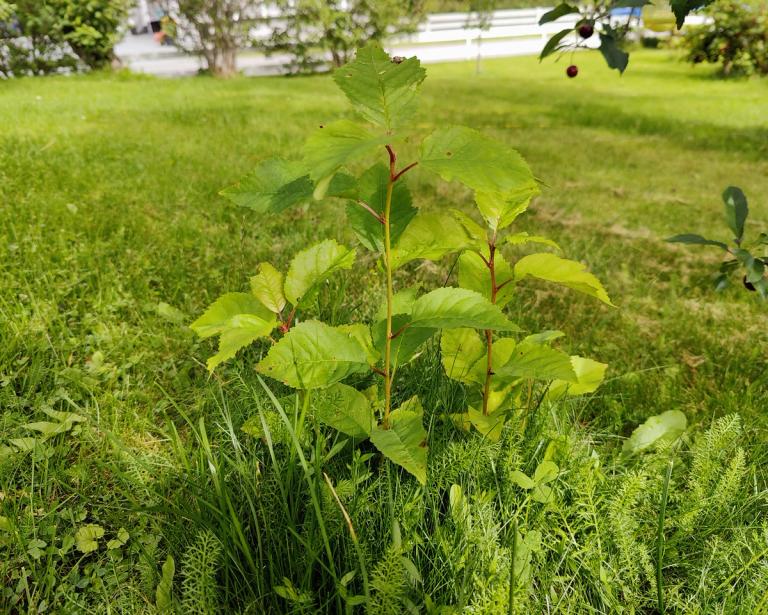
(441, 328, 486, 385)
(451, 209, 487, 244)
(257, 320, 369, 389)
(458, 250, 515, 307)
(370, 397, 428, 484)
(333, 43, 426, 131)
(206, 314, 277, 371)
(515, 253, 613, 305)
(220, 158, 313, 213)
(538, 3, 580, 24)
(375, 285, 421, 320)
(346, 163, 416, 252)
(190, 292, 274, 339)
(540, 28, 574, 60)
(250, 263, 286, 314)
(509, 470, 535, 489)
(303, 121, 389, 196)
(420, 126, 539, 229)
(495, 342, 577, 383)
(623, 410, 687, 455)
(75, 524, 104, 554)
(722, 186, 748, 242)
(410, 287, 521, 331)
(284, 239, 356, 305)
(506, 232, 561, 250)
(547, 355, 608, 399)
(475, 189, 533, 231)
(391, 212, 473, 269)
(313, 383, 373, 439)
(372, 315, 436, 369)
(666, 234, 728, 250)
(599, 33, 629, 74)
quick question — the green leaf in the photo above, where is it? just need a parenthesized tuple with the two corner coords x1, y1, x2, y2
(156, 302, 187, 324)
(346, 163, 416, 252)
(75, 524, 104, 553)
(370, 397, 428, 484)
(671, 0, 715, 29)
(375, 285, 421, 320)
(509, 470, 535, 489)
(474, 190, 533, 231)
(506, 232, 561, 251)
(250, 263, 286, 314)
(532, 484, 554, 504)
(441, 328, 486, 385)
(23, 420, 76, 438)
(107, 528, 130, 550)
(533, 460, 559, 484)
(666, 234, 728, 250)
(303, 120, 389, 196)
(421, 127, 539, 227)
(220, 158, 313, 213)
(547, 356, 608, 399)
(372, 315, 436, 368)
(515, 253, 613, 305)
(410, 287, 521, 331)
(451, 209, 488, 244)
(338, 323, 380, 365)
(0, 516, 12, 532)
(156, 556, 175, 612)
(457, 250, 515, 307)
(495, 342, 577, 383)
(284, 239, 356, 305)
(206, 314, 277, 372)
(623, 410, 687, 455)
(466, 405, 507, 441)
(540, 28, 574, 60)
(734, 249, 765, 284)
(190, 292, 274, 339)
(257, 320, 369, 389)
(391, 212, 473, 269)
(522, 330, 565, 345)
(313, 383, 373, 439)
(599, 33, 629, 74)
(722, 186, 748, 242)
(332, 42, 426, 131)
(538, 3, 580, 24)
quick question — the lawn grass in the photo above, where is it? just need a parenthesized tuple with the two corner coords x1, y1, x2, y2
(1, 50, 767, 612)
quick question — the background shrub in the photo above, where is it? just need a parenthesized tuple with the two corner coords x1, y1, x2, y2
(683, 0, 768, 77)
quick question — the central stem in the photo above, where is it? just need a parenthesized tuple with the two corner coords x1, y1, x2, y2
(482, 233, 498, 416)
(383, 148, 396, 427)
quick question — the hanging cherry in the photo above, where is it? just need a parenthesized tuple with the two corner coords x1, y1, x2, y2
(566, 65, 579, 78)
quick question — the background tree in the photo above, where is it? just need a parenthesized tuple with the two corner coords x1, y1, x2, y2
(161, 0, 264, 77)
(265, 0, 424, 74)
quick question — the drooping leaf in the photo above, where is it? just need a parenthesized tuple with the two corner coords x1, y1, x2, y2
(284, 239, 356, 305)
(391, 212, 473, 269)
(440, 328, 486, 385)
(206, 314, 277, 372)
(734, 249, 765, 284)
(671, 0, 715, 29)
(372, 315, 436, 368)
(410, 287, 521, 331)
(220, 158, 313, 213)
(722, 186, 748, 242)
(332, 42, 426, 131)
(495, 342, 577, 383)
(623, 410, 687, 455)
(548, 355, 608, 399)
(250, 263, 286, 314)
(666, 234, 728, 250)
(346, 163, 416, 252)
(599, 33, 629, 74)
(515, 253, 613, 305)
(257, 320, 369, 389)
(75, 524, 105, 554)
(303, 121, 389, 197)
(506, 232, 561, 251)
(190, 293, 274, 339)
(457, 250, 515, 307)
(538, 3, 580, 24)
(539, 28, 574, 60)
(420, 126, 539, 228)
(370, 397, 428, 484)
(313, 383, 373, 439)
(466, 406, 507, 441)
